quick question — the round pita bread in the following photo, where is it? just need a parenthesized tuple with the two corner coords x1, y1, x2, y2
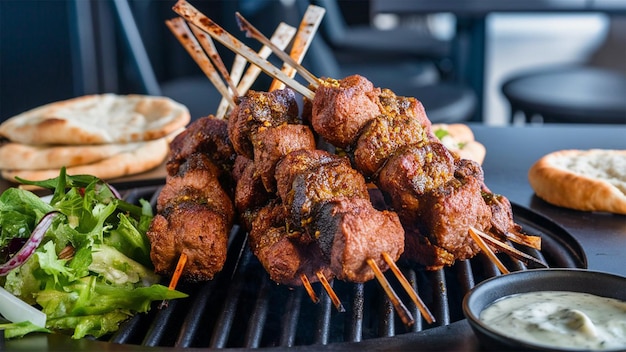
(528, 149, 626, 214)
(1, 137, 169, 182)
(0, 94, 190, 145)
(0, 141, 149, 170)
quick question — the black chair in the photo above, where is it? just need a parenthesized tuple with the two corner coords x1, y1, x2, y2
(311, 0, 450, 61)
(290, 0, 474, 123)
(501, 66, 626, 125)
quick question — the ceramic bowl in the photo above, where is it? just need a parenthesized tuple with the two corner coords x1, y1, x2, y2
(462, 268, 626, 351)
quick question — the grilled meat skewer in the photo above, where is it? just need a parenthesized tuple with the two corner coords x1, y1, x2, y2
(230, 88, 405, 284)
(147, 116, 237, 282)
(309, 75, 538, 269)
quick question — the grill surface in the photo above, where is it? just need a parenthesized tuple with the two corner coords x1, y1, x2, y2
(104, 183, 586, 349)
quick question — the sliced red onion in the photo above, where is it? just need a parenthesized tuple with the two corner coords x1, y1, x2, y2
(106, 183, 122, 199)
(0, 211, 60, 276)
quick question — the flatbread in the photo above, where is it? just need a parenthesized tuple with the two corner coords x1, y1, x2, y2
(0, 128, 185, 171)
(0, 94, 190, 145)
(528, 149, 626, 214)
(432, 123, 486, 164)
(1, 137, 169, 182)
(0, 141, 148, 170)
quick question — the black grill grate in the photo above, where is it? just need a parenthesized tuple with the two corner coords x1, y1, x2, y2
(106, 184, 585, 349)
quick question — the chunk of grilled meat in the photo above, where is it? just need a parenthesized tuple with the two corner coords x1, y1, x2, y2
(275, 149, 370, 238)
(315, 197, 404, 282)
(312, 75, 381, 149)
(377, 142, 457, 222)
(148, 153, 234, 281)
(252, 124, 316, 193)
(167, 115, 236, 176)
(148, 201, 229, 282)
(232, 155, 272, 225)
(415, 160, 491, 263)
(249, 201, 333, 286)
(275, 149, 404, 282)
(228, 88, 300, 158)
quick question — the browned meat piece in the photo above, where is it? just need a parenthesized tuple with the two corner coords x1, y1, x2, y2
(274, 149, 336, 201)
(314, 197, 404, 283)
(228, 88, 300, 158)
(157, 153, 234, 225)
(276, 150, 370, 234)
(147, 201, 229, 282)
(483, 192, 541, 249)
(377, 142, 457, 222)
(418, 171, 491, 261)
(252, 124, 316, 193)
(312, 75, 381, 148)
(402, 227, 455, 270)
(166, 115, 236, 176)
(249, 201, 333, 286)
(484, 193, 516, 237)
(377, 88, 435, 140)
(354, 113, 431, 178)
(232, 156, 272, 219)
(149, 152, 235, 282)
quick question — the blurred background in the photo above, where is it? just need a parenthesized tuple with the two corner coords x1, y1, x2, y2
(1, 0, 624, 125)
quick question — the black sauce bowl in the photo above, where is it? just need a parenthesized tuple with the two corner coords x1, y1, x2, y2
(462, 268, 626, 351)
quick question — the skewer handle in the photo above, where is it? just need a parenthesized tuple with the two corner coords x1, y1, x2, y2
(367, 258, 414, 327)
(173, 0, 315, 100)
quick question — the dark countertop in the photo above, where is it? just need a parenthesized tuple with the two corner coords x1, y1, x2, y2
(472, 124, 626, 279)
(3, 123, 626, 351)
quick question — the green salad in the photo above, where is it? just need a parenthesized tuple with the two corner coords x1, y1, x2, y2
(0, 169, 187, 339)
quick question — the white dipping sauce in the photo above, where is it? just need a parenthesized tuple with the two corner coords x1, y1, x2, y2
(479, 291, 626, 350)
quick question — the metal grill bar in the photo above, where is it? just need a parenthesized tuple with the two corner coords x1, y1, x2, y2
(315, 288, 333, 344)
(348, 283, 364, 342)
(142, 300, 179, 346)
(280, 288, 303, 346)
(244, 277, 271, 348)
(176, 280, 218, 347)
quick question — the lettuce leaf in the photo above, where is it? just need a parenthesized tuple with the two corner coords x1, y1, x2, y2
(1, 169, 188, 339)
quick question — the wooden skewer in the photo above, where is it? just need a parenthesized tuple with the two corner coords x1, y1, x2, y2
(468, 227, 510, 274)
(269, 5, 325, 91)
(316, 271, 345, 312)
(505, 230, 541, 250)
(234, 23, 296, 98)
(235, 12, 320, 89)
(189, 24, 239, 99)
(381, 252, 436, 324)
(216, 22, 296, 118)
(367, 258, 415, 327)
(159, 252, 188, 309)
(300, 273, 320, 304)
(172, 0, 315, 100)
(165, 17, 235, 108)
(470, 227, 546, 268)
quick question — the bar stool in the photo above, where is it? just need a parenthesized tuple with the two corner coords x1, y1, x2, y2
(501, 66, 626, 125)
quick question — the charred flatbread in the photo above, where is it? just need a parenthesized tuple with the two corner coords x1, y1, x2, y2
(0, 94, 190, 145)
(528, 149, 626, 214)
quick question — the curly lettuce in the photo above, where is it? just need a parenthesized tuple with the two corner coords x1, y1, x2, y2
(0, 168, 187, 339)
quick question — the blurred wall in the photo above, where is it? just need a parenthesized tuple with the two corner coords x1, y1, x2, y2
(0, 1, 76, 121)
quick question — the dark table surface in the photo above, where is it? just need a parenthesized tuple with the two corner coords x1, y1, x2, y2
(3, 123, 626, 351)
